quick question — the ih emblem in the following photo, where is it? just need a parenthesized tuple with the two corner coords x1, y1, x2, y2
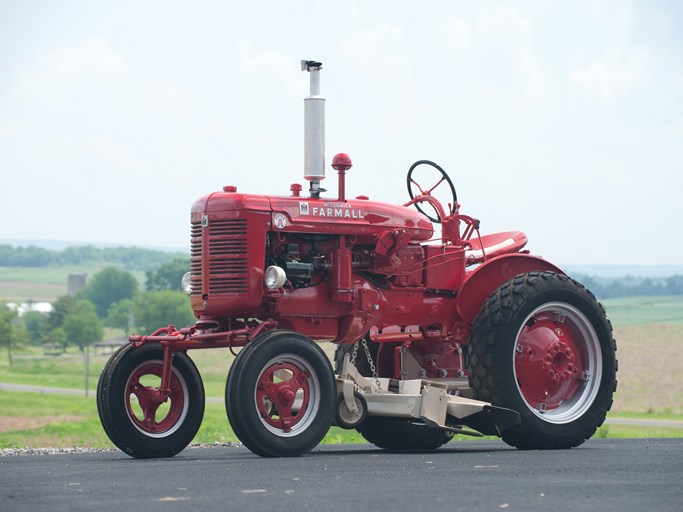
(299, 202, 310, 215)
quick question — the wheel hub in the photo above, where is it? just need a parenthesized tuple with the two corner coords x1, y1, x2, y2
(256, 361, 311, 433)
(126, 363, 185, 435)
(514, 312, 584, 411)
(543, 341, 576, 382)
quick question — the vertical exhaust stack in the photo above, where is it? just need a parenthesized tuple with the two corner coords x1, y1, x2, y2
(301, 60, 325, 198)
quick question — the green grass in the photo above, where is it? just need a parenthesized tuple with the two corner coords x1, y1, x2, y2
(602, 296, 683, 326)
(0, 391, 366, 449)
(1, 391, 680, 450)
(1, 351, 97, 389)
(595, 423, 683, 439)
(0, 348, 229, 398)
(0, 346, 230, 397)
(0, 391, 109, 449)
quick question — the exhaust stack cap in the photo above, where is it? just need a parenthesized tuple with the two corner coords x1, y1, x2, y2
(301, 60, 322, 72)
(302, 59, 325, 197)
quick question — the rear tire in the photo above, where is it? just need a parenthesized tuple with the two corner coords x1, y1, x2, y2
(468, 271, 617, 449)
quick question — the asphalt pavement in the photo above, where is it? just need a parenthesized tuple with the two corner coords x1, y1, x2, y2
(1, 439, 681, 512)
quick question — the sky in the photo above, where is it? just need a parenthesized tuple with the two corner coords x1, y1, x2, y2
(1, 0, 682, 265)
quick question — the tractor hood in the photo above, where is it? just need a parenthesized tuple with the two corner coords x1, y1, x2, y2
(192, 187, 434, 241)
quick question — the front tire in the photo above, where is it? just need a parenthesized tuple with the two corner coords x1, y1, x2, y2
(468, 271, 617, 449)
(226, 331, 335, 457)
(97, 343, 205, 458)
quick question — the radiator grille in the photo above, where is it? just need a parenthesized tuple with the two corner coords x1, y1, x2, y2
(190, 219, 248, 296)
(190, 222, 202, 296)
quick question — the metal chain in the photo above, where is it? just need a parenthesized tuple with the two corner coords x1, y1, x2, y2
(350, 340, 359, 365)
(347, 338, 381, 389)
(360, 337, 381, 388)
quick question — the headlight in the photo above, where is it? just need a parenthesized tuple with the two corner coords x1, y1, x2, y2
(264, 266, 287, 290)
(181, 272, 192, 295)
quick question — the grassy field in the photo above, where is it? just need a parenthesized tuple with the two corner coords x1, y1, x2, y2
(608, 323, 683, 414)
(602, 296, 683, 326)
(0, 391, 367, 449)
(0, 265, 146, 302)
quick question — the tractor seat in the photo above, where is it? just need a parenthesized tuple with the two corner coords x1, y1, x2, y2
(464, 231, 528, 264)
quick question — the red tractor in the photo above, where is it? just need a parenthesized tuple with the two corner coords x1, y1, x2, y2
(97, 61, 617, 458)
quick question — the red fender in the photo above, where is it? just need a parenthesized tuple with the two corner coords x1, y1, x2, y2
(455, 254, 565, 324)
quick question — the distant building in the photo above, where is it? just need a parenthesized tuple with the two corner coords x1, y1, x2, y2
(68, 274, 87, 296)
(6, 301, 53, 315)
(94, 338, 128, 355)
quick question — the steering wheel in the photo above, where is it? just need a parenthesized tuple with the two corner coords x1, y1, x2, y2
(406, 160, 457, 223)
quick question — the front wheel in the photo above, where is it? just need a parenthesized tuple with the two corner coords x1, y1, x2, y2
(468, 271, 617, 449)
(97, 343, 205, 458)
(226, 331, 335, 457)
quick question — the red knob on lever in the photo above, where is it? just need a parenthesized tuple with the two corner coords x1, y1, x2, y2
(332, 153, 352, 201)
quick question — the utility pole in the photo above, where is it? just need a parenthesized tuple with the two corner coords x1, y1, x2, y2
(83, 343, 89, 398)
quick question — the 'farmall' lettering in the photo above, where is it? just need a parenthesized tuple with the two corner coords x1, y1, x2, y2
(311, 206, 364, 219)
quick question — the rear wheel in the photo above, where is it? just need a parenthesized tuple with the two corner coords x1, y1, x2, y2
(97, 343, 205, 458)
(334, 340, 452, 450)
(468, 271, 617, 449)
(226, 331, 335, 457)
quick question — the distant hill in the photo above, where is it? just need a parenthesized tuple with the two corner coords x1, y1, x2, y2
(562, 264, 683, 278)
(0, 239, 187, 254)
(0, 242, 187, 271)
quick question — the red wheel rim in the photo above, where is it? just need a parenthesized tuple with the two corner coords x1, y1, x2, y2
(255, 355, 320, 436)
(513, 302, 602, 423)
(125, 361, 188, 437)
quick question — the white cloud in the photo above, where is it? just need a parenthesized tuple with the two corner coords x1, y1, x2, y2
(673, 68, 683, 87)
(0, 116, 22, 138)
(337, 24, 407, 78)
(477, 4, 535, 40)
(334, 23, 419, 130)
(17, 36, 127, 88)
(138, 79, 197, 118)
(336, 24, 416, 109)
(47, 35, 128, 80)
(519, 45, 549, 103)
(568, 1, 648, 103)
(486, 6, 549, 103)
(235, 43, 306, 98)
(431, 19, 472, 53)
(570, 48, 647, 103)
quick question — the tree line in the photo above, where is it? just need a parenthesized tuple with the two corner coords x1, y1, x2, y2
(0, 244, 187, 270)
(573, 273, 683, 299)
(1, 258, 193, 363)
